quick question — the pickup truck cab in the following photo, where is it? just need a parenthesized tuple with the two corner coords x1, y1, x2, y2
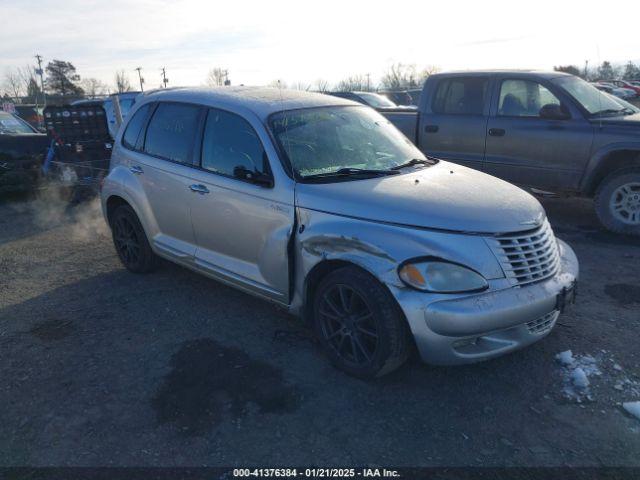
(101, 87, 578, 378)
(384, 71, 640, 235)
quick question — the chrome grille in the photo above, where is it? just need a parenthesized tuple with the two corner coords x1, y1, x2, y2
(486, 219, 560, 287)
(526, 310, 559, 335)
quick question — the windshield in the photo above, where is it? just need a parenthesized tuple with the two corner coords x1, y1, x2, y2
(553, 76, 625, 115)
(0, 112, 35, 134)
(270, 106, 425, 179)
(357, 92, 397, 108)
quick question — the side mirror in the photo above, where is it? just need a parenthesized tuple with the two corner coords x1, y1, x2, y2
(233, 166, 274, 187)
(539, 103, 571, 120)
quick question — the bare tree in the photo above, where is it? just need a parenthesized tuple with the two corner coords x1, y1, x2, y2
(380, 63, 421, 90)
(314, 78, 330, 93)
(290, 81, 311, 91)
(17, 65, 38, 93)
(418, 65, 440, 85)
(206, 67, 228, 87)
(336, 75, 369, 91)
(114, 70, 132, 93)
(81, 78, 108, 98)
(2, 69, 23, 101)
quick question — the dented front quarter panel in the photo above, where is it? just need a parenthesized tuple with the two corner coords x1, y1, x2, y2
(290, 207, 505, 315)
(290, 207, 579, 366)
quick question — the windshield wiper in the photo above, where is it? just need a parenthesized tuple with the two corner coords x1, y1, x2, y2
(390, 158, 435, 170)
(302, 167, 400, 181)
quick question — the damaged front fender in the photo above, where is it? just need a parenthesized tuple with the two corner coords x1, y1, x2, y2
(290, 207, 504, 316)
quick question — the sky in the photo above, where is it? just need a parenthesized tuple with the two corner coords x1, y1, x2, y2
(2, 0, 640, 91)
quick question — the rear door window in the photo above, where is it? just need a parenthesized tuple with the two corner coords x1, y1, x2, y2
(200, 108, 268, 178)
(432, 77, 489, 115)
(122, 104, 151, 150)
(144, 103, 200, 164)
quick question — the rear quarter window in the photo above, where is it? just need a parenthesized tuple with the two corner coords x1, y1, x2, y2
(122, 104, 151, 150)
(144, 103, 200, 164)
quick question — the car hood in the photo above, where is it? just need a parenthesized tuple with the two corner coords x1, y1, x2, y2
(295, 161, 546, 234)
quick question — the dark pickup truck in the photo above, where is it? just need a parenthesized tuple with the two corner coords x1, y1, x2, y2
(383, 70, 640, 236)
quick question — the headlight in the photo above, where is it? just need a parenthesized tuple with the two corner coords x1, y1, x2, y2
(398, 260, 488, 293)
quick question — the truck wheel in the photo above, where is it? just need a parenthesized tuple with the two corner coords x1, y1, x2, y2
(594, 167, 640, 236)
(110, 204, 158, 273)
(313, 266, 411, 378)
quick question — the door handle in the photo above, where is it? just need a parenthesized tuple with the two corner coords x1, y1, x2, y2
(425, 124, 439, 133)
(129, 165, 143, 174)
(488, 128, 506, 137)
(189, 184, 210, 194)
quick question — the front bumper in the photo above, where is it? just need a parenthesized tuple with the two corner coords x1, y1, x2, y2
(391, 239, 579, 365)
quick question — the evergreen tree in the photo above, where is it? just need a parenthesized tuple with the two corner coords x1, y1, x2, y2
(45, 60, 84, 97)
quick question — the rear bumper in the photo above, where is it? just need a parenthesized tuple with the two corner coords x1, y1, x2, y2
(392, 239, 579, 365)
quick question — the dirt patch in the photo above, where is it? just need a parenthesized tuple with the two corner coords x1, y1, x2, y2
(152, 338, 300, 435)
(29, 319, 74, 341)
(604, 283, 640, 306)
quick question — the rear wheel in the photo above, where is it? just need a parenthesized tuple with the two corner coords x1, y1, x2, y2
(313, 266, 411, 378)
(110, 204, 158, 273)
(594, 167, 640, 236)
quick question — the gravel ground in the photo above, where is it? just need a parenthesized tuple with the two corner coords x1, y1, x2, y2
(0, 191, 639, 467)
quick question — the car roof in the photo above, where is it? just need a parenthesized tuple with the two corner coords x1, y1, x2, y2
(431, 69, 573, 80)
(140, 86, 357, 120)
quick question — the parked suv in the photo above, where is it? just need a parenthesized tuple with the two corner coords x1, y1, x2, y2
(383, 71, 640, 236)
(101, 87, 578, 378)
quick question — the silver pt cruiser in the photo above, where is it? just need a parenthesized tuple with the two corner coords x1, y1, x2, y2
(101, 87, 579, 378)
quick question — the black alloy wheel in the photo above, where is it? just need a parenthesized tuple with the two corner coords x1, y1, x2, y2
(313, 266, 410, 378)
(317, 283, 379, 367)
(110, 204, 157, 273)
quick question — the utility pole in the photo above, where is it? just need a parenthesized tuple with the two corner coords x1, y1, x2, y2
(584, 60, 589, 80)
(161, 67, 169, 88)
(366, 73, 371, 91)
(34, 54, 46, 108)
(135, 67, 145, 92)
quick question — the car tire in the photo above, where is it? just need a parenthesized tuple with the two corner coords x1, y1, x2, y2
(110, 204, 158, 273)
(594, 167, 640, 236)
(313, 266, 411, 378)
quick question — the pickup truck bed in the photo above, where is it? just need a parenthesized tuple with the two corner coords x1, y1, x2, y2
(383, 109, 418, 142)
